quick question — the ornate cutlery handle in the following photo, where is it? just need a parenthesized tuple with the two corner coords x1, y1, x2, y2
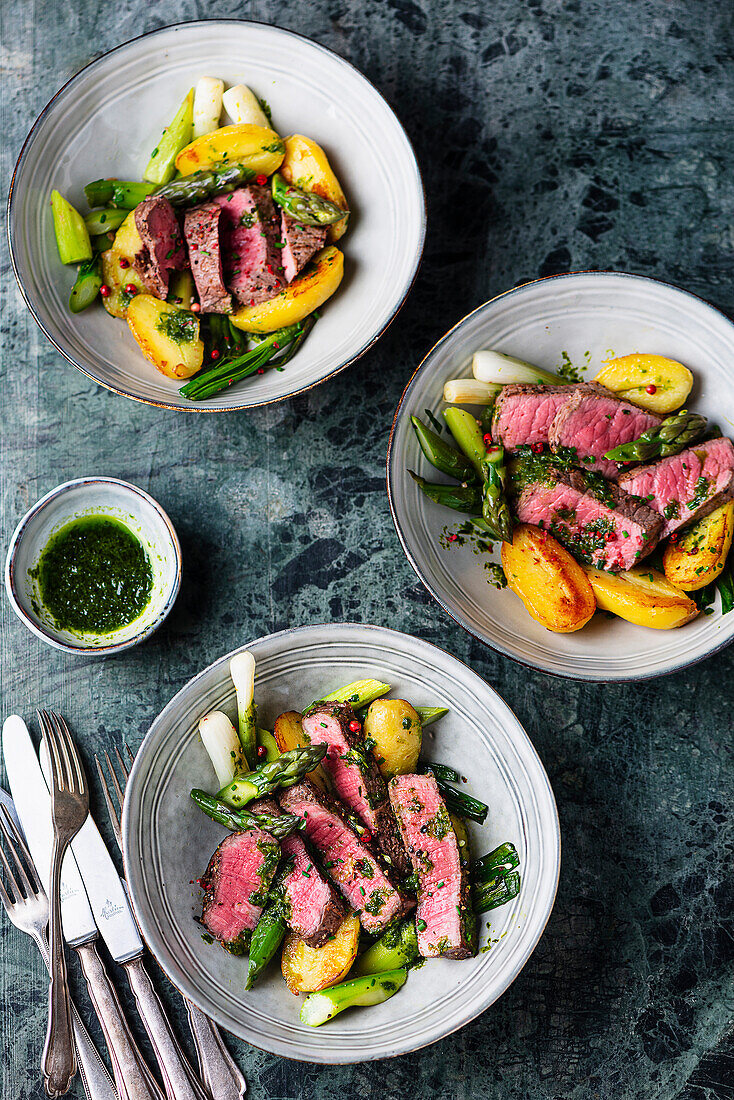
(123, 956, 209, 1100)
(44, 836, 77, 1095)
(186, 999, 246, 1099)
(76, 941, 164, 1100)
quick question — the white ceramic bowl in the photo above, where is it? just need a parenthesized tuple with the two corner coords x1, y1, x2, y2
(388, 272, 734, 682)
(8, 20, 425, 411)
(122, 624, 560, 1063)
(5, 476, 181, 654)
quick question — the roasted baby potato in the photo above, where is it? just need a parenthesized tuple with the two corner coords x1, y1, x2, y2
(175, 123, 285, 176)
(583, 565, 698, 628)
(501, 524, 596, 632)
(363, 700, 422, 779)
(662, 501, 734, 591)
(230, 246, 344, 333)
(280, 134, 349, 242)
(273, 711, 329, 792)
(281, 913, 360, 993)
(126, 295, 203, 380)
(593, 354, 693, 414)
(100, 211, 146, 318)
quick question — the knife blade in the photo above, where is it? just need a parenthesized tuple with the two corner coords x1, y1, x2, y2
(2, 715, 97, 945)
(39, 742, 143, 964)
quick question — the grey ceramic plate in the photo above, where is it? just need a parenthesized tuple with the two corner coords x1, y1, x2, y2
(123, 623, 559, 1063)
(388, 273, 734, 681)
(9, 20, 425, 410)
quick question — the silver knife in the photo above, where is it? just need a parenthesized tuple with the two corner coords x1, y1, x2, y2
(38, 742, 210, 1100)
(0, 787, 118, 1100)
(2, 716, 163, 1100)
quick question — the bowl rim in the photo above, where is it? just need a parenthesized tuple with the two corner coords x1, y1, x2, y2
(4, 475, 182, 655)
(7, 18, 427, 413)
(386, 269, 734, 683)
(121, 621, 561, 1062)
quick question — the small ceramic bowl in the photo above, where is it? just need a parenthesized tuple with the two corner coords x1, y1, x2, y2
(5, 477, 181, 654)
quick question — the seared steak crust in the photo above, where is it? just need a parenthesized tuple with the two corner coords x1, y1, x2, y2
(302, 702, 410, 877)
(133, 196, 187, 299)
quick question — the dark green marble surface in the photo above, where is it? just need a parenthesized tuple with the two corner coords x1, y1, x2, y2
(1, 1, 733, 1097)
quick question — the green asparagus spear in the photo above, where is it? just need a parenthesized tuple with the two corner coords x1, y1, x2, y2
(420, 761, 460, 783)
(414, 706, 448, 727)
(69, 257, 102, 313)
(481, 444, 513, 543)
(83, 207, 128, 235)
(472, 842, 520, 886)
(144, 88, 194, 185)
(300, 968, 408, 1026)
(353, 921, 418, 976)
(409, 472, 483, 515)
(435, 777, 488, 824)
(604, 410, 708, 462)
(217, 744, 327, 808)
(473, 870, 521, 913)
(190, 790, 303, 838)
(246, 897, 287, 989)
(271, 172, 347, 226)
(156, 162, 256, 207)
(443, 407, 487, 479)
(84, 179, 116, 206)
(411, 417, 477, 482)
(51, 190, 92, 264)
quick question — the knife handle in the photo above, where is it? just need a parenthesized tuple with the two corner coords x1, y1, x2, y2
(185, 998, 246, 1099)
(44, 835, 77, 1096)
(76, 941, 164, 1100)
(122, 956, 209, 1100)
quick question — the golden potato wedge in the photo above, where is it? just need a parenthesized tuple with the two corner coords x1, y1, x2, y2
(175, 123, 284, 176)
(281, 914, 360, 993)
(501, 524, 596, 632)
(100, 211, 146, 318)
(363, 700, 422, 779)
(126, 295, 203, 380)
(280, 134, 349, 242)
(230, 245, 344, 333)
(593, 354, 693, 414)
(662, 501, 734, 591)
(273, 711, 329, 792)
(583, 565, 698, 628)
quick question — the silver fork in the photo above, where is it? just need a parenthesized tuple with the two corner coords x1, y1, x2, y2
(0, 803, 118, 1100)
(97, 747, 247, 1100)
(40, 709, 90, 1097)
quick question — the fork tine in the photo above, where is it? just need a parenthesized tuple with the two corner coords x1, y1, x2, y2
(40, 709, 65, 793)
(55, 714, 86, 797)
(125, 744, 134, 769)
(0, 832, 23, 903)
(116, 744, 130, 781)
(108, 751, 126, 807)
(0, 807, 36, 897)
(0, 805, 43, 895)
(52, 713, 76, 795)
(95, 753, 121, 837)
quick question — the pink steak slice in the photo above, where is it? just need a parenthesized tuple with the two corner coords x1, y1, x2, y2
(200, 828, 280, 954)
(617, 436, 734, 536)
(389, 774, 476, 959)
(548, 383, 661, 478)
(214, 186, 284, 306)
(278, 780, 413, 934)
(492, 384, 572, 451)
(279, 212, 327, 283)
(133, 196, 187, 299)
(302, 702, 410, 876)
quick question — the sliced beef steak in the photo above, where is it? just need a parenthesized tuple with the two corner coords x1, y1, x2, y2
(515, 465, 663, 570)
(388, 774, 476, 960)
(302, 702, 410, 877)
(214, 186, 284, 306)
(492, 384, 572, 451)
(251, 798, 345, 947)
(133, 196, 186, 299)
(200, 829, 280, 954)
(548, 384, 661, 478)
(183, 204, 232, 313)
(278, 780, 413, 934)
(280, 212, 327, 283)
(617, 436, 734, 536)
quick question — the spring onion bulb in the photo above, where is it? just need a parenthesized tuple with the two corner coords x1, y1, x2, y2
(222, 84, 270, 127)
(442, 378, 503, 405)
(199, 711, 245, 788)
(193, 77, 224, 137)
(230, 650, 257, 769)
(472, 350, 564, 386)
